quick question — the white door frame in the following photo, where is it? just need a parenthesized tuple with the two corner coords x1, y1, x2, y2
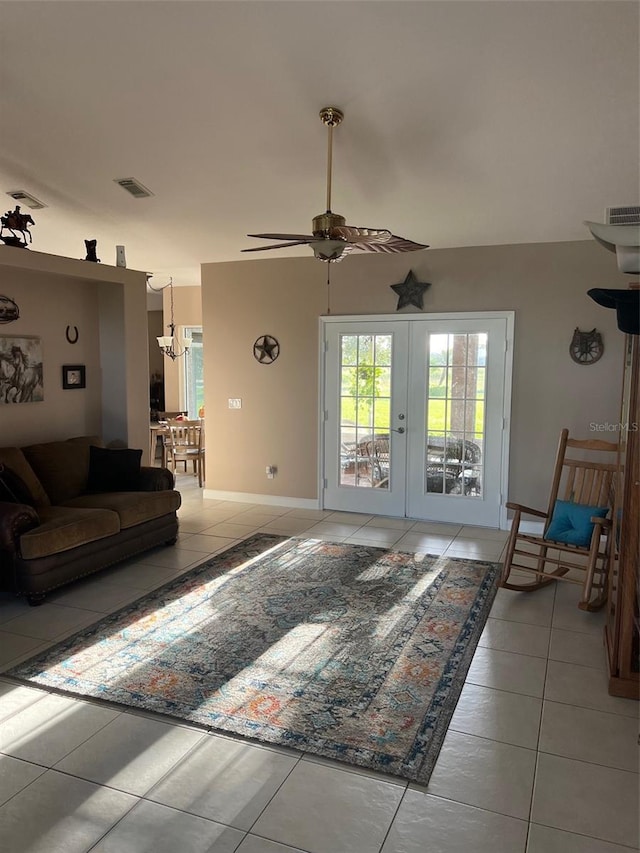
(318, 311, 514, 529)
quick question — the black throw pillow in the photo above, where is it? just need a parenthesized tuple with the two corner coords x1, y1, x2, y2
(87, 446, 143, 492)
(0, 464, 35, 505)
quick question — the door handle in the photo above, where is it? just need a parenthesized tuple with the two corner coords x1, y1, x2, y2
(390, 427, 405, 434)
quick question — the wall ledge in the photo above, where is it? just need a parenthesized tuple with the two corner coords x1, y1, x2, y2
(0, 245, 145, 284)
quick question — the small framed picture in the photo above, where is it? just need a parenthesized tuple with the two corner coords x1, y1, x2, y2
(62, 364, 86, 389)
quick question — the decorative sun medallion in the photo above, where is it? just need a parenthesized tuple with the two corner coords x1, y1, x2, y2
(390, 270, 431, 310)
(253, 334, 280, 364)
(569, 328, 604, 365)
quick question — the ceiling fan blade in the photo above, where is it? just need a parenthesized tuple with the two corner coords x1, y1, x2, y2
(331, 225, 392, 244)
(241, 240, 314, 253)
(246, 233, 315, 241)
(350, 234, 429, 254)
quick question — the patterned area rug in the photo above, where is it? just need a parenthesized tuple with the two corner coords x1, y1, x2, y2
(7, 534, 500, 785)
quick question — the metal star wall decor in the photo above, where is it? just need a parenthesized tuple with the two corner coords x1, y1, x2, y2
(390, 270, 431, 310)
(253, 334, 280, 364)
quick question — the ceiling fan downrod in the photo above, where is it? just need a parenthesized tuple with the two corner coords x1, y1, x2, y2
(319, 106, 343, 214)
(313, 107, 345, 238)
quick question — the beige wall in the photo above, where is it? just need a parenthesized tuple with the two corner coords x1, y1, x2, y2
(201, 240, 630, 511)
(148, 310, 165, 382)
(0, 247, 150, 457)
(162, 285, 202, 412)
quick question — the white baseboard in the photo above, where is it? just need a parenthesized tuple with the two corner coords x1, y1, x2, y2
(202, 489, 319, 510)
(201, 493, 547, 530)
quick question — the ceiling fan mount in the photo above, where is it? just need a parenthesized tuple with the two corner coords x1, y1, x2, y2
(242, 106, 428, 263)
(318, 106, 344, 128)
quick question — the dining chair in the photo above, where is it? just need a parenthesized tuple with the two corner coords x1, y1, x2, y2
(165, 419, 205, 487)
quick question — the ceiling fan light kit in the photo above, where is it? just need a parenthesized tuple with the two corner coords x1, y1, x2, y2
(242, 106, 428, 264)
(310, 239, 349, 262)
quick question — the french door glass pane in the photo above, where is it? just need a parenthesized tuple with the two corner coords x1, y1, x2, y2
(425, 332, 487, 496)
(183, 327, 204, 418)
(339, 333, 392, 490)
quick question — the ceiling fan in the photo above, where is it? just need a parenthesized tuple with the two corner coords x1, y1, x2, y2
(242, 107, 429, 263)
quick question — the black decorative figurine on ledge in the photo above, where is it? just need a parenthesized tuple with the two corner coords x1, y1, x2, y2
(0, 206, 35, 248)
(84, 239, 100, 263)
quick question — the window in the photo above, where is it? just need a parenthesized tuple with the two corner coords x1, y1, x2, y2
(182, 326, 203, 418)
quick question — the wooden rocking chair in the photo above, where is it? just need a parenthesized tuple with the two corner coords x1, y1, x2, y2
(500, 428, 619, 611)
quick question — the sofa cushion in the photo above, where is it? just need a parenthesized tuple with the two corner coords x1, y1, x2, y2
(66, 436, 103, 446)
(87, 446, 143, 492)
(65, 490, 181, 529)
(0, 448, 50, 507)
(19, 506, 120, 560)
(22, 441, 95, 505)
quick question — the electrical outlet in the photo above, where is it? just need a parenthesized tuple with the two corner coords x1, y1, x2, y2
(266, 465, 276, 479)
(228, 398, 242, 409)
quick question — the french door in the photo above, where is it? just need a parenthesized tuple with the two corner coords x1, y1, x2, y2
(324, 320, 408, 517)
(321, 313, 513, 527)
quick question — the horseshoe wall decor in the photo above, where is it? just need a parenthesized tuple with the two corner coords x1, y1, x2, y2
(65, 325, 79, 344)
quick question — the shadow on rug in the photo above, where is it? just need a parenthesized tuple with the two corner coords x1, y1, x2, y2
(7, 534, 500, 785)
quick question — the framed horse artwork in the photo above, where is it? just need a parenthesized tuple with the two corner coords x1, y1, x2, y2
(0, 335, 44, 403)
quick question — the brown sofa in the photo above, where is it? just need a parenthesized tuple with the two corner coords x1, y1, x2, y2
(0, 436, 181, 604)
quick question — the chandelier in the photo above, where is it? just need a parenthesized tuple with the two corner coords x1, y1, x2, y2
(149, 276, 189, 361)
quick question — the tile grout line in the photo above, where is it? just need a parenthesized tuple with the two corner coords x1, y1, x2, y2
(374, 780, 411, 853)
(525, 583, 557, 841)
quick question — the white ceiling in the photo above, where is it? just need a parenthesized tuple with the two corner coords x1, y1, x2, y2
(1, 1, 638, 286)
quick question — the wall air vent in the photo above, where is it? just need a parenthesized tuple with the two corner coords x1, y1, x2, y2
(605, 205, 640, 225)
(114, 178, 154, 199)
(6, 190, 47, 210)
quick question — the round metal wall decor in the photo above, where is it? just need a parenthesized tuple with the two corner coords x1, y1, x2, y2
(569, 327, 604, 365)
(0, 294, 19, 323)
(253, 335, 280, 364)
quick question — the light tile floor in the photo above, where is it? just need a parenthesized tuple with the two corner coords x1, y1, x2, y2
(0, 475, 638, 852)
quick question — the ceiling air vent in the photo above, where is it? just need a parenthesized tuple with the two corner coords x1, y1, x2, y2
(605, 205, 640, 225)
(114, 177, 154, 199)
(6, 190, 47, 210)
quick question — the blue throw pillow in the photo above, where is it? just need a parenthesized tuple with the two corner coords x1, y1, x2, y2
(544, 500, 609, 547)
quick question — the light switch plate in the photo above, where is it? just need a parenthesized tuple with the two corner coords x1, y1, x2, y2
(228, 398, 242, 409)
